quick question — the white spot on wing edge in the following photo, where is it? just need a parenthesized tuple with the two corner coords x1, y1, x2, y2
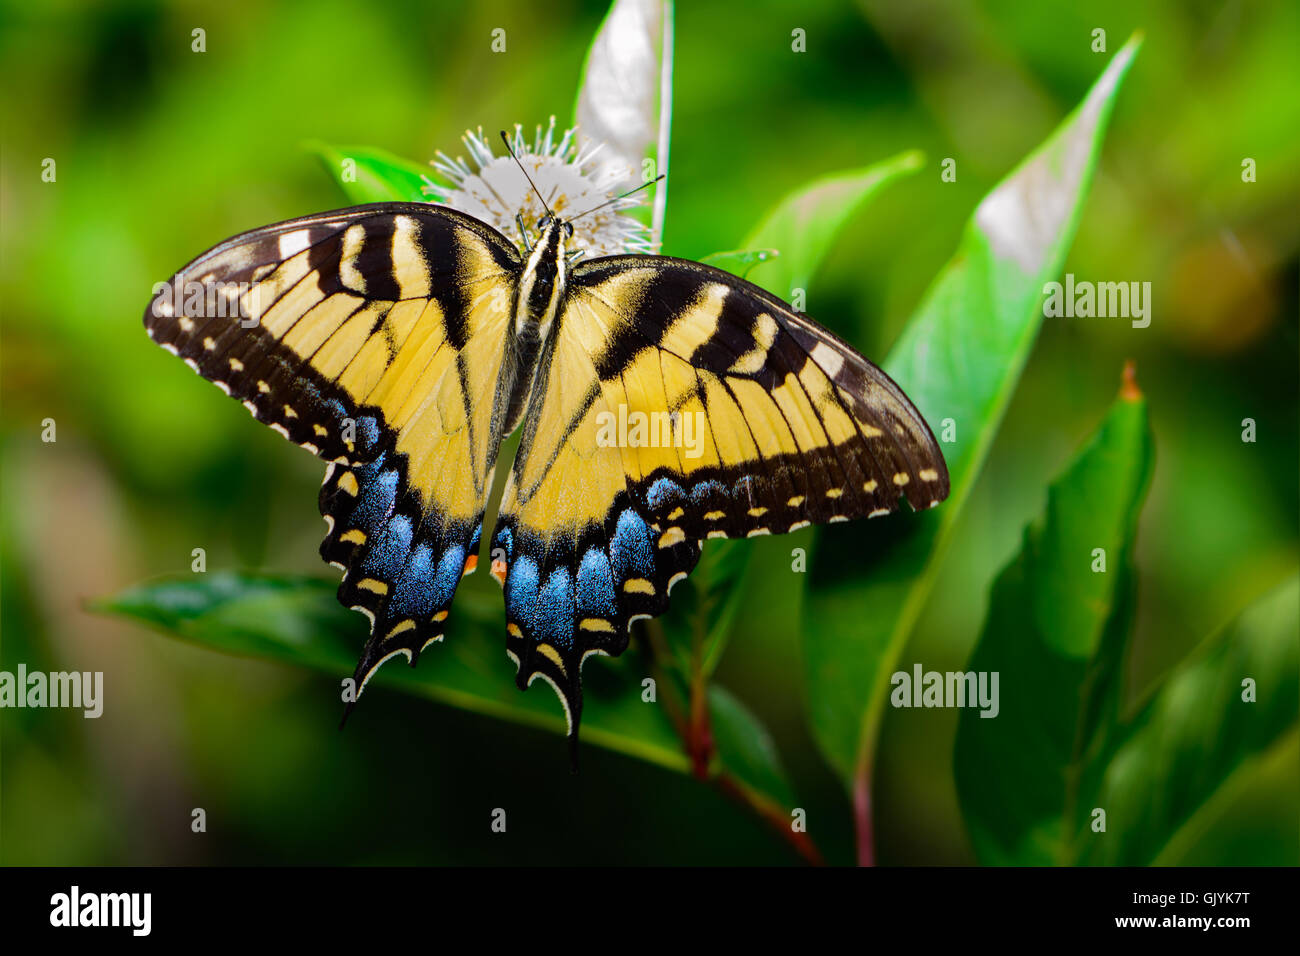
(339, 223, 367, 292)
(810, 341, 845, 377)
(278, 229, 312, 259)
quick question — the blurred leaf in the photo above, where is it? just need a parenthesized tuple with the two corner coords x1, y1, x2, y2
(1089, 575, 1299, 866)
(660, 539, 752, 678)
(802, 36, 1143, 827)
(95, 572, 688, 772)
(954, 375, 1154, 865)
(698, 248, 780, 278)
(709, 684, 795, 807)
(574, 0, 674, 242)
(96, 571, 813, 820)
(742, 150, 924, 299)
(305, 141, 434, 205)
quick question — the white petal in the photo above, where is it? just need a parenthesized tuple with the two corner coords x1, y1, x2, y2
(575, 0, 673, 235)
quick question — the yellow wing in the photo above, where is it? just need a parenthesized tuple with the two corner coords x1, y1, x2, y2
(144, 203, 521, 690)
(490, 256, 949, 740)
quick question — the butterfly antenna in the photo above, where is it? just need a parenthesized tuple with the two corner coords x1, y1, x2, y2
(569, 175, 665, 224)
(499, 129, 552, 217)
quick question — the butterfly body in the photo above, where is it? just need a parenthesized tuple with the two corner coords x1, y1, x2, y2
(145, 200, 949, 756)
(502, 217, 572, 434)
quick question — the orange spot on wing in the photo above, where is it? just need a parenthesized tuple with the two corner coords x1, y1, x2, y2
(490, 559, 508, 585)
(462, 554, 478, 576)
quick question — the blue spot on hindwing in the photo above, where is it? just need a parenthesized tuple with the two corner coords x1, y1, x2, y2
(494, 525, 514, 559)
(506, 554, 540, 621)
(362, 514, 413, 579)
(353, 415, 381, 454)
(535, 567, 575, 650)
(431, 543, 466, 607)
(610, 509, 653, 580)
(646, 477, 685, 512)
(389, 544, 436, 618)
(691, 479, 726, 506)
(731, 475, 757, 500)
(576, 548, 617, 619)
(349, 458, 398, 532)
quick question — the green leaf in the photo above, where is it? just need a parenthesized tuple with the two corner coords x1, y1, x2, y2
(94, 572, 688, 772)
(304, 141, 436, 205)
(698, 248, 781, 279)
(97, 571, 817, 824)
(1088, 575, 1299, 866)
(802, 36, 1143, 813)
(660, 538, 752, 678)
(954, 376, 1154, 865)
(709, 684, 795, 807)
(741, 150, 924, 300)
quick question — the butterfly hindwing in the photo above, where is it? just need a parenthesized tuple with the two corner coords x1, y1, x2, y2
(491, 256, 949, 738)
(145, 202, 522, 689)
(490, 322, 703, 738)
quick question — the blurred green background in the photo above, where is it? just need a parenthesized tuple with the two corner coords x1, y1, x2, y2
(2, 0, 1296, 865)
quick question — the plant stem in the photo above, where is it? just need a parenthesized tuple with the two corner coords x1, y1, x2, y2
(639, 618, 825, 865)
(686, 610, 713, 779)
(854, 765, 874, 866)
(716, 773, 824, 866)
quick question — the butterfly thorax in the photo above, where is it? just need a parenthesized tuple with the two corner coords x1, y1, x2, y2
(513, 220, 569, 343)
(500, 219, 570, 433)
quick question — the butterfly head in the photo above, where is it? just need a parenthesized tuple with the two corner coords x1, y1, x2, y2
(528, 215, 572, 274)
(536, 215, 574, 241)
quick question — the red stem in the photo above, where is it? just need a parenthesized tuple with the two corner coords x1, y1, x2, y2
(854, 766, 874, 866)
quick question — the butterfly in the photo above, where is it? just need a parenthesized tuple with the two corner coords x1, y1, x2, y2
(144, 147, 949, 762)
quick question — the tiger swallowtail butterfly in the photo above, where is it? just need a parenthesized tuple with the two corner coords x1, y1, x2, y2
(144, 146, 948, 764)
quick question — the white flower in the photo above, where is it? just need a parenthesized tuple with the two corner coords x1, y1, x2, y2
(424, 118, 655, 259)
